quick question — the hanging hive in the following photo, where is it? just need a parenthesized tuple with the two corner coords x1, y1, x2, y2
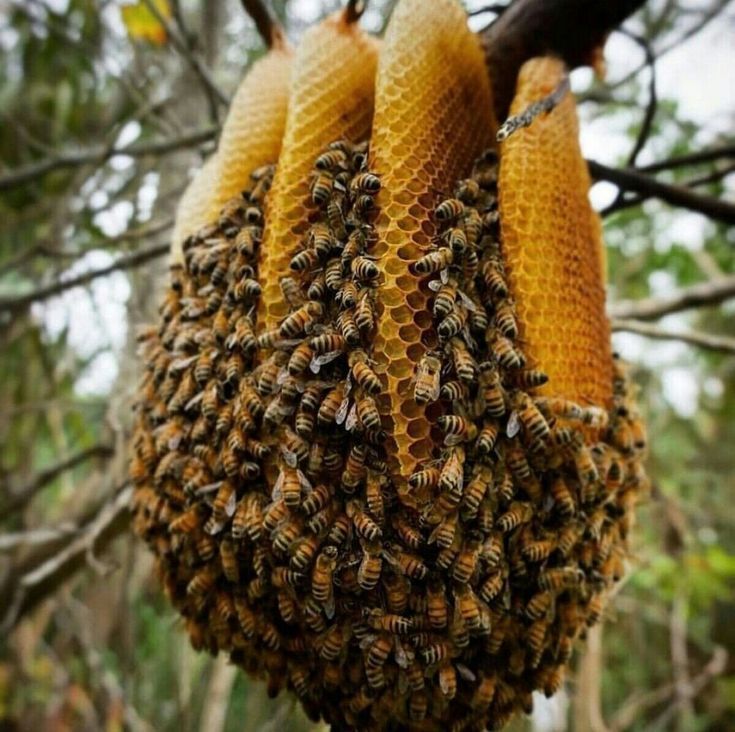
(131, 1, 648, 730)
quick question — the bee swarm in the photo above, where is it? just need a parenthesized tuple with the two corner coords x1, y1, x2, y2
(131, 2, 648, 731)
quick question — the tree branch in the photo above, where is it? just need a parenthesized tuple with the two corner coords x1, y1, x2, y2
(612, 319, 735, 354)
(588, 159, 735, 225)
(0, 128, 216, 192)
(480, 0, 648, 119)
(1, 444, 115, 516)
(0, 483, 133, 634)
(0, 242, 170, 316)
(610, 275, 735, 320)
(638, 144, 735, 174)
(240, 0, 286, 48)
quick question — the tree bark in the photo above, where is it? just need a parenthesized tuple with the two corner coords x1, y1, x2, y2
(480, 0, 648, 119)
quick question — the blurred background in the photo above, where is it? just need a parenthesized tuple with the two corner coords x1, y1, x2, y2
(1, 1, 734, 730)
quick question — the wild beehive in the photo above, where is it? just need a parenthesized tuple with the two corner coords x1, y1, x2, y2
(131, 1, 648, 730)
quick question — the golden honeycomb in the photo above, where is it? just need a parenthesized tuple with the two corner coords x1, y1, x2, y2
(208, 45, 292, 221)
(498, 57, 612, 408)
(170, 46, 292, 263)
(256, 12, 379, 332)
(369, 0, 497, 488)
(131, 3, 648, 730)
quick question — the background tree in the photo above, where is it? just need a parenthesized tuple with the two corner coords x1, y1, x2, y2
(0, 1, 733, 730)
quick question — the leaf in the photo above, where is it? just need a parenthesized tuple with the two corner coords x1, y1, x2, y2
(120, 0, 170, 46)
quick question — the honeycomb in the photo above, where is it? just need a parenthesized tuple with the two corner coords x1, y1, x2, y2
(368, 0, 497, 488)
(171, 154, 218, 265)
(498, 57, 612, 408)
(132, 3, 649, 729)
(170, 46, 292, 263)
(256, 12, 379, 332)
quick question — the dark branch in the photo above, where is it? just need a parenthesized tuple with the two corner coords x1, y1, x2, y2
(0, 127, 216, 191)
(345, 0, 368, 24)
(480, 0, 647, 119)
(0, 242, 170, 316)
(0, 485, 132, 634)
(612, 319, 735, 354)
(610, 275, 735, 320)
(638, 144, 735, 174)
(240, 0, 286, 48)
(1, 444, 115, 516)
(619, 30, 658, 168)
(588, 160, 735, 225)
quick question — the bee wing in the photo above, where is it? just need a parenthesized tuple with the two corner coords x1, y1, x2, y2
(297, 469, 313, 492)
(281, 447, 298, 468)
(272, 471, 284, 500)
(345, 403, 359, 432)
(225, 490, 237, 517)
(506, 410, 521, 438)
(456, 663, 476, 682)
(323, 595, 336, 620)
(336, 397, 350, 425)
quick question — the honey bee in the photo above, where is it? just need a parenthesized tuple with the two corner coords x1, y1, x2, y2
(318, 622, 345, 662)
(351, 255, 379, 282)
(355, 290, 376, 333)
(365, 608, 413, 634)
(412, 247, 453, 275)
(328, 512, 351, 545)
(347, 500, 382, 541)
(475, 422, 500, 455)
(384, 543, 428, 581)
(169, 504, 204, 534)
(187, 567, 216, 596)
(408, 690, 428, 721)
(411, 353, 441, 405)
(489, 330, 524, 370)
(315, 148, 348, 171)
(311, 332, 346, 355)
(473, 672, 497, 709)
(234, 597, 258, 638)
(514, 368, 549, 389)
(309, 223, 336, 258)
(337, 280, 358, 309)
(211, 480, 237, 521)
(444, 226, 467, 256)
(290, 533, 321, 572)
(347, 355, 380, 398)
(522, 536, 556, 562)
(356, 396, 381, 431)
(479, 568, 505, 602)
(435, 198, 465, 223)
(279, 276, 305, 309)
(289, 247, 320, 272)
(263, 497, 288, 533)
(409, 466, 441, 490)
(439, 380, 467, 401)
(311, 171, 334, 205)
(538, 566, 585, 591)
(337, 308, 360, 346)
(438, 415, 477, 446)
(312, 545, 338, 605)
(497, 501, 533, 533)
(439, 448, 464, 495)
(288, 341, 314, 376)
(462, 465, 492, 515)
(453, 532, 482, 583)
(438, 663, 457, 699)
(317, 383, 346, 427)
(302, 483, 331, 516)
(382, 571, 409, 613)
(280, 302, 323, 339)
(393, 515, 423, 550)
(573, 442, 600, 487)
(420, 640, 452, 665)
(478, 363, 506, 417)
(422, 579, 448, 630)
(432, 277, 457, 318)
(351, 172, 381, 194)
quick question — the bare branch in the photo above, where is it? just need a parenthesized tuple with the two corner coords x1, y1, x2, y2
(612, 319, 735, 354)
(240, 0, 286, 47)
(638, 144, 735, 174)
(1, 444, 115, 516)
(609, 274, 735, 320)
(0, 242, 170, 316)
(141, 0, 228, 115)
(588, 159, 735, 225)
(480, 0, 647, 119)
(0, 128, 216, 191)
(345, 0, 368, 24)
(0, 483, 133, 634)
(0, 217, 174, 276)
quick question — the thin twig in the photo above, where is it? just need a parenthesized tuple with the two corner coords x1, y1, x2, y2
(601, 162, 735, 217)
(0, 217, 174, 276)
(0, 483, 133, 634)
(1, 444, 115, 515)
(0, 242, 170, 316)
(240, 0, 286, 47)
(588, 159, 735, 225)
(638, 144, 735, 174)
(0, 128, 216, 191)
(609, 274, 735, 320)
(140, 0, 228, 114)
(612, 319, 735, 354)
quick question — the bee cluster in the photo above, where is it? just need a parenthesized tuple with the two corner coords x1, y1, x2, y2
(131, 138, 647, 732)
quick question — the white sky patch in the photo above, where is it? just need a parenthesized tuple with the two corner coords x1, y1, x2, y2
(114, 120, 142, 149)
(661, 366, 700, 417)
(32, 250, 131, 396)
(137, 172, 160, 221)
(94, 200, 134, 237)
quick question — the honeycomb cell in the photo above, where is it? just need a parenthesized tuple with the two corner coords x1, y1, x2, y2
(369, 0, 497, 486)
(498, 57, 612, 408)
(256, 12, 379, 333)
